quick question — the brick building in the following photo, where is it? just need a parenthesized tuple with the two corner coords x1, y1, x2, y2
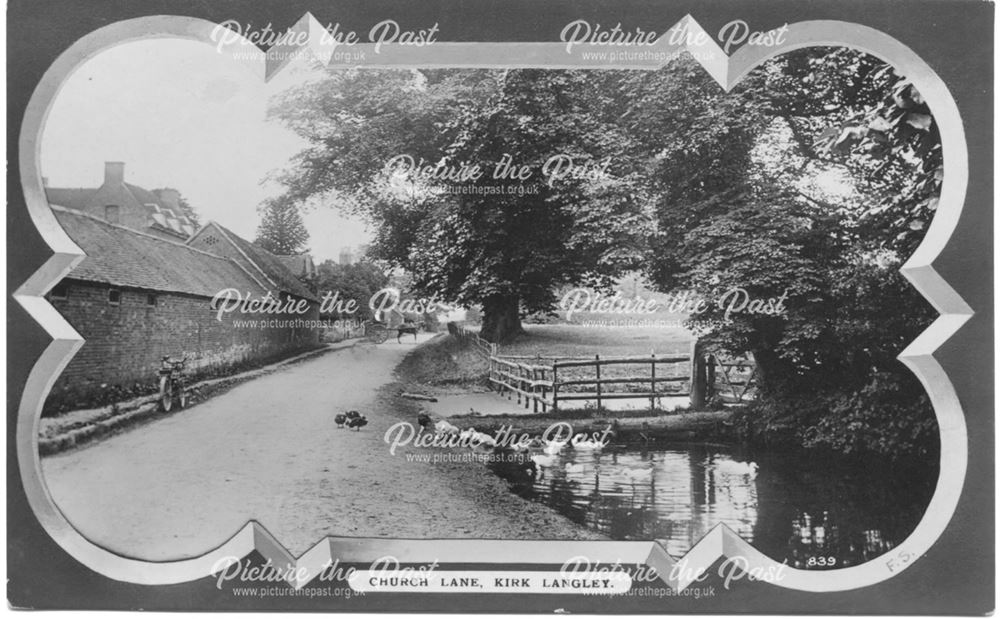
(43, 169, 321, 414)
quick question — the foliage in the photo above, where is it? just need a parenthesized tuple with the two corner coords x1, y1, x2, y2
(314, 259, 389, 320)
(268, 69, 652, 342)
(254, 198, 310, 255)
(268, 50, 940, 458)
(617, 50, 939, 458)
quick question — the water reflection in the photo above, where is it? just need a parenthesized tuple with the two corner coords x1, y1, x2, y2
(493, 444, 936, 568)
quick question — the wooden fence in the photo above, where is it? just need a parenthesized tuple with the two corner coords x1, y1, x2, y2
(705, 352, 758, 404)
(489, 351, 696, 413)
(446, 323, 756, 413)
(448, 322, 498, 359)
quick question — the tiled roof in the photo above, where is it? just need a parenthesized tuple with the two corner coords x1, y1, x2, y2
(45, 184, 194, 239)
(45, 188, 97, 210)
(52, 206, 268, 299)
(209, 223, 319, 302)
(276, 254, 316, 278)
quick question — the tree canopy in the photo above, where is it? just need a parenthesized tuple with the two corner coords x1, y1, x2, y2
(268, 68, 650, 342)
(267, 49, 941, 457)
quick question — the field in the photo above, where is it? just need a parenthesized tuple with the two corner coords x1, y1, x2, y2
(500, 321, 694, 359)
(497, 320, 696, 397)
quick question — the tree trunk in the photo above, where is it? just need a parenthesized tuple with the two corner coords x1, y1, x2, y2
(480, 296, 525, 344)
(751, 347, 785, 390)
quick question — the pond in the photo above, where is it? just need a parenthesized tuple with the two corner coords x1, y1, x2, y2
(491, 443, 937, 569)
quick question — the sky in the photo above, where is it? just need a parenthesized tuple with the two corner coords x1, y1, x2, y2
(40, 38, 370, 262)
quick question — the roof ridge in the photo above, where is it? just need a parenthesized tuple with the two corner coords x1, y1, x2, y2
(51, 205, 239, 263)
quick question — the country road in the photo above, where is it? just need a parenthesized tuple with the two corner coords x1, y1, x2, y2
(41, 334, 599, 561)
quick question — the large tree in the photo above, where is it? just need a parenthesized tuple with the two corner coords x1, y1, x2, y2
(618, 50, 939, 457)
(255, 198, 310, 255)
(268, 69, 650, 342)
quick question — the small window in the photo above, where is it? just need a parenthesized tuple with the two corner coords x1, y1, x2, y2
(146, 293, 157, 306)
(108, 288, 121, 305)
(105, 205, 120, 223)
(49, 282, 69, 300)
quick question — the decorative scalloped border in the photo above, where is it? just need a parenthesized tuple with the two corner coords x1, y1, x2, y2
(14, 14, 972, 593)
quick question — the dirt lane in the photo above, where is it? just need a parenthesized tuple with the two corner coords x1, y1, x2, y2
(42, 334, 599, 561)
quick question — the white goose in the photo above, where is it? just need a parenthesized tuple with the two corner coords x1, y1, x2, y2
(435, 420, 459, 435)
(573, 437, 605, 451)
(543, 439, 570, 455)
(531, 454, 558, 468)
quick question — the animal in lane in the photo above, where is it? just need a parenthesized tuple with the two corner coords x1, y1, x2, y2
(396, 322, 419, 343)
(347, 415, 368, 431)
(343, 410, 368, 431)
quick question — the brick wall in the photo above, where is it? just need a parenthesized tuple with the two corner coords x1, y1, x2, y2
(45, 280, 320, 413)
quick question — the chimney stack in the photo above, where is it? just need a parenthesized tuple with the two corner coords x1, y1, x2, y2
(104, 161, 125, 186)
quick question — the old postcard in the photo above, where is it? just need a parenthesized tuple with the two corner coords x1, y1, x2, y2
(6, 0, 994, 613)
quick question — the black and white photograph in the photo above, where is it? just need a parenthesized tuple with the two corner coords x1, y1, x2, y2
(6, 0, 994, 613)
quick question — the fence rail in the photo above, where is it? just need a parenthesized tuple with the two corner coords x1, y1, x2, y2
(448, 322, 497, 359)
(446, 323, 757, 413)
(487, 346, 698, 414)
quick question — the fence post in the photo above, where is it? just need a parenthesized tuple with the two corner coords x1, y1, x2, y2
(690, 340, 707, 409)
(523, 365, 529, 411)
(706, 354, 717, 401)
(650, 351, 656, 412)
(532, 367, 539, 413)
(595, 354, 602, 412)
(552, 363, 559, 413)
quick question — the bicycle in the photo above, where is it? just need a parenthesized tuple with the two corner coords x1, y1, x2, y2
(157, 356, 188, 411)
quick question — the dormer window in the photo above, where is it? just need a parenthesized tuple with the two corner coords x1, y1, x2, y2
(105, 205, 120, 223)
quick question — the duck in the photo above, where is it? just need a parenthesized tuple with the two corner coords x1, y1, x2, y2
(334, 413, 347, 428)
(347, 414, 368, 431)
(573, 437, 605, 451)
(459, 427, 476, 441)
(472, 432, 497, 448)
(543, 439, 569, 455)
(531, 454, 558, 468)
(435, 420, 459, 435)
(716, 460, 759, 479)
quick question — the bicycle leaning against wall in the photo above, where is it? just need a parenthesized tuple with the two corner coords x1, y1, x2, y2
(157, 355, 188, 411)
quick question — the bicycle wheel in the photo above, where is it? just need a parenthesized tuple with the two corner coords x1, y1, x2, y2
(159, 375, 173, 412)
(371, 326, 389, 344)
